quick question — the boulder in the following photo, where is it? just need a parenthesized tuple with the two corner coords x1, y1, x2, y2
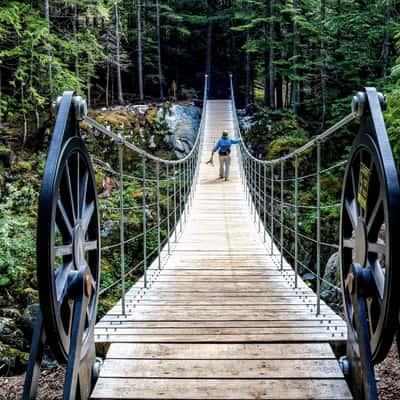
(0, 343, 29, 375)
(19, 303, 40, 336)
(164, 105, 200, 156)
(0, 317, 25, 349)
(321, 252, 342, 306)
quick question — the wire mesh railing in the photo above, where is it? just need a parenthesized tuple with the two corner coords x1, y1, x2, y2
(80, 75, 208, 315)
(229, 74, 357, 315)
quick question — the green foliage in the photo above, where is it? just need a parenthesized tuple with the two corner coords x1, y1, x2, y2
(0, 183, 37, 290)
(385, 89, 400, 161)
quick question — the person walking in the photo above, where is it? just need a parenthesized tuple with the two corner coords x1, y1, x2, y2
(207, 131, 241, 181)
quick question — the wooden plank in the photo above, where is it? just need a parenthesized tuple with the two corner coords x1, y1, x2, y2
(95, 327, 345, 336)
(99, 359, 344, 379)
(104, 342, 337, 359)
(95, 333, 346, 343)
(111, 304, 335, 314)
(100, 310, 342, 321)
(91, 378, 352, 399)
(97, 320, 345, 328)
(93, 100, 350, 400)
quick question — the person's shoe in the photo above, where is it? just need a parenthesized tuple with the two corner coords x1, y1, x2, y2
(224, 178, 229, 181)
(219, 176, 224, 179)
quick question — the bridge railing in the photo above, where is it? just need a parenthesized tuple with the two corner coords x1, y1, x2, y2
(23, 75, 208, 400)
(230, 74, 357, 315)
(82, 75, 208, 315)
(230, 74, 400, 398)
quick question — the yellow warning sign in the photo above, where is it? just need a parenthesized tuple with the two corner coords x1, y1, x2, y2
(357, 162, 370, 210)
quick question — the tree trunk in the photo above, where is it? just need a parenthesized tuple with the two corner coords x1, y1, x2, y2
(45, 0, 53, 95)
(205, 8, 213, 92)
(106, 57, 110, 108)
(156, 0, 164, 100)
(244, 2, 251, 108)
(383, 4, 390, 77)
(87, 70, 91, 108)
(73, 5, 79, 78)
(320, 0, 327, 126)
(115, 1, 124, 104)
(276, 72, 283, 109)
(291, 0, 298, 114)
(268, 0, 275, 109)
(0, 67, 2, 125)
(137, 0, 144, 101)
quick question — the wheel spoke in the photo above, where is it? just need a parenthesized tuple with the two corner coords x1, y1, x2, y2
(370, 261, 385, 299)
(351, 166, 359, 202)
(368, 241, 385, 255)
(76, 153, 80, 219)
(57, 199, 73, 237)
(55, 262, 73, 303)
(80, 171, 89, 221)
(86, 265, 96, 288)
(84, 240, 98, 252)
(55, 244, 73, 257)
(82, 201, 95, 234)
(65, 160, 77, 224)
(344, 199, 357, 229)
(366, 290, 384, 338)
(343, 238, 355, 248)
(367, 195, 382, 233)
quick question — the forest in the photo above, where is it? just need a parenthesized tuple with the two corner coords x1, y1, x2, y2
(0, 0, 400, 398)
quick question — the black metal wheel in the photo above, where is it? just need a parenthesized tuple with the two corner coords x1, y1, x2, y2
(340, 131, 400, 364)
(37, 136, 100, 363)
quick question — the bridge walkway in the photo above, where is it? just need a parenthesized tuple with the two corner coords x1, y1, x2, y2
(91, 100, 352, 399)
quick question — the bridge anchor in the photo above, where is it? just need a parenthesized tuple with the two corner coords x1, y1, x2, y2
(23, 92, 101, 400)
(340, 88, 400, 399)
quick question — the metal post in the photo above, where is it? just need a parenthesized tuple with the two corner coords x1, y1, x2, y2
(258, 162, 261, 232)
(294, 155, 299, 289)
(118, 141, 125, 315)
(166, 164, 171, 255)
(173, 165, 178, 242)
(263, 164, 266, 242)
(142, 156, 147, 288)
(241, 150, 246, 189)
(179, 163, 182, 232)
(270, 164, 274, 255)
(280, 161, 284, 271)
(156, 161, 161, 270)
(248, 159, 250, 204)
(253, 160, 256, 222)
(316, 142, 321, 315)
(189, 157, 193, 207)
(245, 157, 248, 201)
(183, 161, 187, 225)
(186, 161, 189, 219)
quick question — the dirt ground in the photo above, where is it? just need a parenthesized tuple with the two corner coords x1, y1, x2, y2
(0, 345, 398, 400)
(0, 367, 64, 400)
(376, 342, 400, 399)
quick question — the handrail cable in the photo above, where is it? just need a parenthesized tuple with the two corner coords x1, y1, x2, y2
(229, 74, 352, 316)
(91, 75, 209, 310)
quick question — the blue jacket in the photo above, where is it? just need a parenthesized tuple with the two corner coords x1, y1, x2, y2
(213, 137, 241, 154)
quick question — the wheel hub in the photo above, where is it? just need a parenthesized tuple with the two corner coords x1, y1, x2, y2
(73, 224, 85, 268)
(355, 217, 368, 267)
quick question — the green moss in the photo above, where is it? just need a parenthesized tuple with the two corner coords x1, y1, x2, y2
(18, 161, 33, 172)
(0, 146, 10, 155)
(0, 344, 29, 373)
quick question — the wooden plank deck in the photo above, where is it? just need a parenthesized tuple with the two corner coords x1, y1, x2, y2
(91, 100, 351, 399)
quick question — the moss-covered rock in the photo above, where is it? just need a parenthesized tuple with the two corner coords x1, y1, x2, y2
(0, 343, 29, 375)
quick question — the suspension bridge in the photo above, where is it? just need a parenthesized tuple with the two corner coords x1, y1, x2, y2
(23, 76, 400, 400)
